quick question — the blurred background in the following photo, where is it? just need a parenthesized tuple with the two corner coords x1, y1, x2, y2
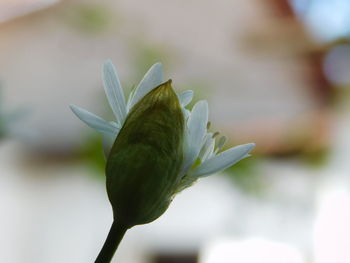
(1, 0, 350, 262)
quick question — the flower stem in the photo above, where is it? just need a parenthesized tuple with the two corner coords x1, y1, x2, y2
(95, 221, 127, 263)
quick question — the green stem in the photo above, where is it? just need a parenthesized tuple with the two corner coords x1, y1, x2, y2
(95, 221, 127, 263)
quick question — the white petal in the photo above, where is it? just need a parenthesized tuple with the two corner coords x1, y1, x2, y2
(102, 133, 117, 158)
(198, 132, 215, 162)
(102, 60, 127, 124)
(126, 84, 137, 110)
(69, 105, 119, 136)
(177, 90, 193, 107)
(182, 108, 190, 120)
(109, 121, 121, 129)
(190, 143, 255, 177)
(181, 100, 209, 174)
(127, 62, 163, 111)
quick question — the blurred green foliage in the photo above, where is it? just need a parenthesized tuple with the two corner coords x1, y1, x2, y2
(300, 148, 330, 168)
(78, 133, 106, 176)
(225, 153, 266, 196)
(67, 4, 113, 34)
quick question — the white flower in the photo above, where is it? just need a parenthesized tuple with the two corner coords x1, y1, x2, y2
(70, 60, 163, 156)
(177, 98, 255, 191)
(71, 60, 255, 262)
(181, 100, 255, 178)
(70, 60, 255, 184)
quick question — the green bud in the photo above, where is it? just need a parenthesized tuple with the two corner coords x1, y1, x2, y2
(70, 62, 255, 263)
(106, 80, 184, 228)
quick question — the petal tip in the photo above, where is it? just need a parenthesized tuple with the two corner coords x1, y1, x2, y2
(69, 104, 79, 112)
(153, 62, 163, 68)
(246, 143, 256, 151)
(194, 100, 208, 109)
(103, 59, 113, 66)
(102, 60, 116, 74)
(241, 143, 256, 154)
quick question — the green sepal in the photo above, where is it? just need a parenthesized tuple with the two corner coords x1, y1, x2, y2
(106, 80, 184, 228)
(173, 175, 198, 194)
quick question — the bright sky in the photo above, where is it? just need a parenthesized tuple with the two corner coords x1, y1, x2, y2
(291, 0, 350, 42)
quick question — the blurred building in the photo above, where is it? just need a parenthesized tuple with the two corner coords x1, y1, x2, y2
(0, 0, 330, 155)
(1, 1, 349, 263)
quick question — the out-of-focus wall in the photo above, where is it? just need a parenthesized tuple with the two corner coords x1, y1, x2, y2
(0, 0, 319, 154)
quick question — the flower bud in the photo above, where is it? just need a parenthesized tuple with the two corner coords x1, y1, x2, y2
(105, 80, 184, 228)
